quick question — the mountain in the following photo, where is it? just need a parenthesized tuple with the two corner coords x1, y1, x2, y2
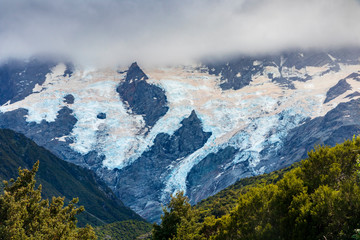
(1, 49, 360, 221)
(0, 128, 143, 226)
(159, 136, 360, 239)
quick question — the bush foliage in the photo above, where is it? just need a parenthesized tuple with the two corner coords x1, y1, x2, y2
(0, 161, 96, 239)
(95, 220, 152, 240)
(154, 137, 360, 240)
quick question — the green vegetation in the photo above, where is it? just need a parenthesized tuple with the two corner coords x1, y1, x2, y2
(195, 163, 298, 220)
(5, 128, 360, 239)
(152, 191, 197, 240)
(95, 220, 152, 240)
(353, 229, 360, 239)
(0, 129, 143, 227)
(0, 161, 96, 239)
(155, 136, 360, 240)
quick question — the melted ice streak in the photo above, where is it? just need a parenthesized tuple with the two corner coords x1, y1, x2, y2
(1, 62, 360, 196)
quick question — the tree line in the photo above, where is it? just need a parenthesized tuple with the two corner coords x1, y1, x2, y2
(153, 137, 360, 240)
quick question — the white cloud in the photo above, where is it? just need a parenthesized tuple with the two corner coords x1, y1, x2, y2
(0, 0, 359, 67)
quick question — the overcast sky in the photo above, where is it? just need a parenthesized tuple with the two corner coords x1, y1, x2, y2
(1, 0, 360, 67)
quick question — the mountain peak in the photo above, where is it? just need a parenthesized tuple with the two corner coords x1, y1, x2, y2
(125, 62, 148, 82)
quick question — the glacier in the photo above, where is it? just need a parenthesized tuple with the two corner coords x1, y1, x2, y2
(1, 50, 360, 221)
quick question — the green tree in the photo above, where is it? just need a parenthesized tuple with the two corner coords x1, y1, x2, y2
(353, 229, 360, 239)
(0, 161, 97, 239)
(152, 191, 193, 240)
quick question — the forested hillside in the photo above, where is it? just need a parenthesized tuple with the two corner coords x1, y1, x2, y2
(154, 137, 360, 240)
(0, 129, 143, 227)
(0, 161, 97, 239)
(95, 220, 152, 240)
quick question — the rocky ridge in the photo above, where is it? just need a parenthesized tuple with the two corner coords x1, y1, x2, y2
(0, 49, 360, 221)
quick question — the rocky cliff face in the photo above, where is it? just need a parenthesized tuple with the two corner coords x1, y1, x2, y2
(0, 58, 57, 105)
(0, 49, 360, 222)
(117, 62, 169, 131)
(113, 110, 211, 222)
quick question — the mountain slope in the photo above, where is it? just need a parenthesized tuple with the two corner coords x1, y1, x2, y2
(1, 49, 360, 221)
(166, 137, 360, 239)
(0, 128, 143, 226)
(194, 163, 297, 220)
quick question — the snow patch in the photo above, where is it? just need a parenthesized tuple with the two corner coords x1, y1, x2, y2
(1, 62, 360, 199)
(159, 64, 360, 197)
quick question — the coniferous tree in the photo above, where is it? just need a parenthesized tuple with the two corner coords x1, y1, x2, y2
(152, 191, 193, 240)
(169, 137, 360, 240)
(0, 161, 97, 239)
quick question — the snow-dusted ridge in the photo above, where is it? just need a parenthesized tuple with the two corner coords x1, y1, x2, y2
(158, 63, 360, 197)
(1, 55, 360, 221)
(1, 62, 360, 169)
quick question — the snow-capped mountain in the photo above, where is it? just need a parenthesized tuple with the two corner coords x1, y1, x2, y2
(1, 49, 360, 222)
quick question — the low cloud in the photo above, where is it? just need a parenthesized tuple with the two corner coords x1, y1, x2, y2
(1, 0, 360, 67)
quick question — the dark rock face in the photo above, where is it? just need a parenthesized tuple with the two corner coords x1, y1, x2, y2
(97, 112, 106, 119)
(261, 98, 360, 171)
(324, 79, 352, 103)
(123, 62, 148, 82)
(329, 48, 360, 64)
(186, 99, 360, 205)
(186, 146, 239, 204)
(206, 57, 264, 90)
(85, 151, 106, 168)
(204, 49, 359, 91)
(345, 72, 360, 80)
(113, 110, 211, 222)
(0, 59, 57, 105)
(117, 62, 169, 129)
(63, 94, 75, 104)
(282, 51, 334, 69)
(346, 91, 360, 99)
(0, 106, 89, 166)
(63, 63, 74, 77)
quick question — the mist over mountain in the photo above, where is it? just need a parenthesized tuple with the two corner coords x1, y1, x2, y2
(1, 0, 360, 66)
